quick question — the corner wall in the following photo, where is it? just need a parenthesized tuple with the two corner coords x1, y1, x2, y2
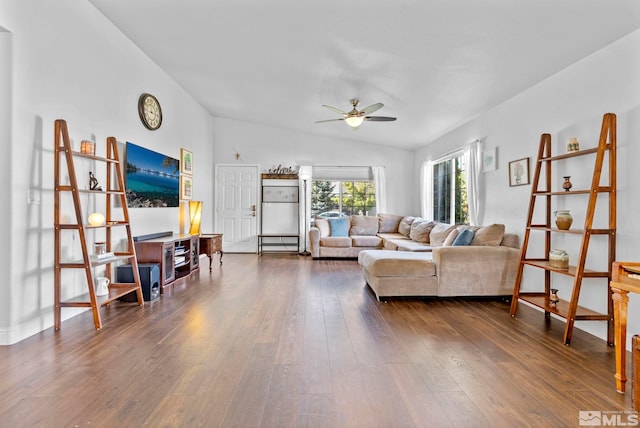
(1, 0, 214, 344)
(414, 29, 640, 346)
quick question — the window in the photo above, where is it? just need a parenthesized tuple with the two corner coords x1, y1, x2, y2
(311, 180, 376, 218)
(431, 154, 468, 224)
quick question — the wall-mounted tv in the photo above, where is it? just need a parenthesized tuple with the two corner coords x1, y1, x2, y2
(125, 141, 180, 207)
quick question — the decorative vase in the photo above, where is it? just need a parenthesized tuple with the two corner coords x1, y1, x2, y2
(549, 249, 569, 270)
(562, 176, 573, 192)
(549, 288, 560, 306)
(555, 210, 573, 230)
(567, 137, 580, 152)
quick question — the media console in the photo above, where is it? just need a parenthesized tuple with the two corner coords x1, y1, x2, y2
(133, 232, 200, 293)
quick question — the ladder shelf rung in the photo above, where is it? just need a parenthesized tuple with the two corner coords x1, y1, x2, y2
(521, 260, 610, 278)
(59, 284, 141, 307)
(517, 294, 609, 320)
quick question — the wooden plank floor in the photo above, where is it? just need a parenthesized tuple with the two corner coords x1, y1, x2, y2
(0, 254, 632, 427)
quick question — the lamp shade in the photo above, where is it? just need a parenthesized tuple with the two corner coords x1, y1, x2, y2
(88, 212, 105, 226)
(189, 201, 203, 235)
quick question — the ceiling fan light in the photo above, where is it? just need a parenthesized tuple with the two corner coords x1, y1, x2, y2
(344, 116, 364, 128)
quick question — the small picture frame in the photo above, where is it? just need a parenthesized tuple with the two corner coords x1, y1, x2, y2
(180, 148, 193, 175)
(482, 147, 497, 172)
(509, 157, 530, 186)
(180, 175, 193, 200)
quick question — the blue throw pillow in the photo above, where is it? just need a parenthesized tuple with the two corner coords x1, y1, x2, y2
(452, 229, 475, 246)
(328, 217, 349, 237)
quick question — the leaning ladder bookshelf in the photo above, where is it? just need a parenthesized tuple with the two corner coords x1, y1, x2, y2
(54, 119, 144, 330)
(510, 113, 616, 346)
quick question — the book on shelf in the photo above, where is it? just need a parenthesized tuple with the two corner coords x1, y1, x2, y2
(90, 252, 114, 261)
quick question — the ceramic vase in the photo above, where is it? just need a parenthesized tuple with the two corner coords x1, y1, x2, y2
(567, 137, 580, 152)
(562, 176, 573, 192)
(550, 288, 560, 306)
(555, 210, 573, 230)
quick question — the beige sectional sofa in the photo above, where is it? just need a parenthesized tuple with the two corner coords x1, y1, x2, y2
(309, 213, 520, 300)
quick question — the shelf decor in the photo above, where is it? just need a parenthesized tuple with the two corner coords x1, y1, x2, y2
(508, 157, 530, 186)
(88, 212, 106, 226)
(80, 140, 95, 155)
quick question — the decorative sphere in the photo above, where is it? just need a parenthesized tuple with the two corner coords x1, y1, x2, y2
(88, 212, 105, 226)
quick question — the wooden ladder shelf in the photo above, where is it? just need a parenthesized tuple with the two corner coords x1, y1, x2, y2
(54, 119, 144, 330)
(510, 113, 616, 345)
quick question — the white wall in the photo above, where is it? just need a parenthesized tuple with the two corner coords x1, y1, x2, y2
(210, 117, 416, 219)
(414, 29, 640, 347)
(1, 0, 214, 344)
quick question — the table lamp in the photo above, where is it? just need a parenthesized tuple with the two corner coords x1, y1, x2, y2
(189, 201, 202, 235)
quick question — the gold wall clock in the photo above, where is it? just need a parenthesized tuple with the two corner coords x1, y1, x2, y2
(138, 93, 162, 130)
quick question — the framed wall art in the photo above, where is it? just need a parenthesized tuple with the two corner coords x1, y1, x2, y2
(509, 157, 530, 186)
(180, 148, 193, 175)
(482, 147, 497, 172)
(180, 175, 193, 200)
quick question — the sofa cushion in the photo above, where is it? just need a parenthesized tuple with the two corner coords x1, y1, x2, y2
(314, 218, 330, 238)
(328, 217, 350, 237)
(452, 229, 476, 246)
(352, 235, 383, 248)
(395, 241, 434, 252)
(442, 228, 460, 246)
(320, 237, 352, 247)
(398, 216, 418, 237)
(350, 216, 379, 236)
(378, 213, 404, 233)
(471, 223, 505, 246)
(409, 220, 436, 243)
(358, 250, 436, 277)
(429, 223, 457, 246)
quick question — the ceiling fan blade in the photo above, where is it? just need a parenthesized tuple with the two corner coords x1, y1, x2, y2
(360, 102, 384, 115)
(365, 116, 397, 122)
(315, 118, 345, 123)
(321, 105, 347, 115)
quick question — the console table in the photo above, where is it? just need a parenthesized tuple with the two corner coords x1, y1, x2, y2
(258, 234, 299, 255)
(199, 234, 223, 271)
(611, 261, 640, 408)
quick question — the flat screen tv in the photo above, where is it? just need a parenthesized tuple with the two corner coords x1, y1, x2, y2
(125, 141, 180, 207)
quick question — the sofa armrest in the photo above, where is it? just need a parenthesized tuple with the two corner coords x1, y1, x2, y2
(309, 226, 320, 258)
(432, 246, 520, 296)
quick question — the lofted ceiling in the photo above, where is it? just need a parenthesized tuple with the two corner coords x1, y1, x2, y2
(89, 0, 640, 150)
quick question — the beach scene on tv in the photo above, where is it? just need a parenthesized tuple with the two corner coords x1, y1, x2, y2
(125, 142, 180, 208)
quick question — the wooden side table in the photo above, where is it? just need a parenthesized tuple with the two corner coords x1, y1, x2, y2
(611, 261, 640, 406)
(199, 234, 223, 271)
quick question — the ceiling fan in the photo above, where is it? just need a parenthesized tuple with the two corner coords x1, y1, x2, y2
(316, 99, 397, 129)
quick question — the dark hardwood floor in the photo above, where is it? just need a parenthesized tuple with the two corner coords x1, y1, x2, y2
(0, 254, 632, 427)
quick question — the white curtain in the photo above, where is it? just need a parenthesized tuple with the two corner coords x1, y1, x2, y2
(372, 166, 387, 214)
(420, 161, 432, 219)
(298, 165, 312, 254)
(465, 140, 481, 226)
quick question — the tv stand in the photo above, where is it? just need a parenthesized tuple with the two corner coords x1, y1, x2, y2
(134, 233, 200, 293)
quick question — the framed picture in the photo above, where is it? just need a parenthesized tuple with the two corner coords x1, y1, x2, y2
(180, 148, 193, 175)
(180, 175, 193, 200)
(482, 147, 497, 172)
(509, 157, 530, 186)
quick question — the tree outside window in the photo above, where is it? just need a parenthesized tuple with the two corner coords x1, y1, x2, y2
(311, 180, 376, 218)
(432, 156, 468, 224)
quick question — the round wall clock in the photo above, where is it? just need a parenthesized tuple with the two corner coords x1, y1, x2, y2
(138, 93, 162, 130)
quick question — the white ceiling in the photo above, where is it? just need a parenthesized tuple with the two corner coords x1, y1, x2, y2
(89, 0, 640, 150)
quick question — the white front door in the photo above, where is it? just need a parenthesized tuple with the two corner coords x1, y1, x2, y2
(215, 165, 259, 253)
